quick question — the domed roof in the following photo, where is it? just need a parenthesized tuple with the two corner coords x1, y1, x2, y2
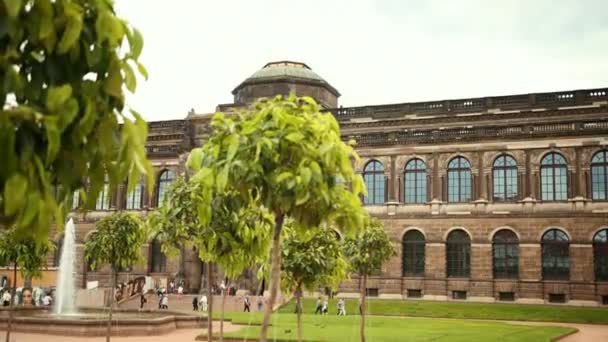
(232, 61, 340, 97)
(248, 61, 325, 82)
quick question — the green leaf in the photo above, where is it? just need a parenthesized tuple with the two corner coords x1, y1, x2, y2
(226, 134, 239, 161)
(4, 0, 21, 18)
(57, 3, 82, 53)
(122, 61, 136, 92)
(285, 132, 304, 143)
(136, 62, 148, 80)
(129, 28, 144, 60)
(45, 117, 60, 163)
(46, 84, 73, 112)
(4, 174, 28, 216)
(103, 60, 123, 97)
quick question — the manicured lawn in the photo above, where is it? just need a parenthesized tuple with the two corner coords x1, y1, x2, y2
(278, 298, 608, 324)
(207, 312, 574, 342)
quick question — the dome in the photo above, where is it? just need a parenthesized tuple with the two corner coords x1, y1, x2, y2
(231, 61, 340, 108)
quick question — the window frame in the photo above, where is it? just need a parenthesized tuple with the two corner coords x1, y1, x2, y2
(125, 182, 145, 210)
(492, 229, 519, 279)
(402, 230, 425, 276)
(95, 182, 111, 210)
(492, 154, 519, 202)
(447, 157, 472, 203)
(149, 237, 167, 273)
(446, 230, 471, 278)
(362, 160, 385, 205)
(541, 229, 570, 280)
(593, 229, 608, 281)
(156, 170, 175, 207)
(591, 150, 608, 201)
(403, 159, 428, 204)
(540, 153, 568, 201)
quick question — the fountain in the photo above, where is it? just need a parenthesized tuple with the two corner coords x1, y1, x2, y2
(55, 218, 76, 315)
(0, 218, 206, 336)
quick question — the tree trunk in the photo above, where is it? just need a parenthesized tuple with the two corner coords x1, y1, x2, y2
(5, 262, 17, 342)
(107, 268, 116, 342)
(296, 284, 303, 342)
(207, 261, 213, 342)
(360, 274, 367, 342)
(219, 277, 228, 342)
(259, 213, 285, 342)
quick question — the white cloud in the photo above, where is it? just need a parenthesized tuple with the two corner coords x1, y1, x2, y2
(115, 0, 608, 121)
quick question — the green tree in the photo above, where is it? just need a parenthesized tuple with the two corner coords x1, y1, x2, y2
(342, 217, 395, 342)
(85, 212, 147, 342)
(1, 0, 153, 239)
(189, 95, 366, 342)
(281, 224, 348, 342)
(0, 228, 52, 342)
(149, 176, 272, 342)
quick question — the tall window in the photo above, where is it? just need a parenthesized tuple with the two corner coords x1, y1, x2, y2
(542, 229, 570, 280)
(156, 170, 175, 206)
(591, 150, 608, 200)
(447, 157, 472, 203)
(493, 155, 518, 201)
(594, 229, 608, 281)
(492, 230, 519, 278)
(402, 230, 425, 276)
(404, 159, 427, 204)
(540, 153, 568, 201)
(95, 181, 111, 210)
(150, 237, 167, 273)
(363, 160, 385, 205)
(71, 190, 80, 210)
(126, 182, 144, 210)
(446, 230, 471, 277)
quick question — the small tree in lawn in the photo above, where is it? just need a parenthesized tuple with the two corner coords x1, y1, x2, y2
(85, 212, 147, 342)
(281, 224, 348, 342)
(189, 95, 367, 342)
(1, 0, 153, 239)
(0, 228, 51, 342)
(148, 176, 272, 342)
(343, 217, 395, 342)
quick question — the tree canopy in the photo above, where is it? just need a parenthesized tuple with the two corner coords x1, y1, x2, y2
(85, 211, 146, 272)
(343, 217, 395, 277)
(1, 0, 153, 239)
(0, 228, 52, 277)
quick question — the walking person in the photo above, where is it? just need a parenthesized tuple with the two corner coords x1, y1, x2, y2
(192, 296, 199, 311)
(314, 296, 322, 314)
(2, 290, 10, 307)
(199, 294, 208, 312)
(257, 295, 264, 312)
(337, 298, 346, 316)
(243, 295, 251, 312)
(177, 285, 183, 300)
(161, 293, 169, 309)
(321, 299, 328, 315)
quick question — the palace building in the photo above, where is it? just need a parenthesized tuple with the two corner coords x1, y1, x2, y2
(35, 61, 608, 305)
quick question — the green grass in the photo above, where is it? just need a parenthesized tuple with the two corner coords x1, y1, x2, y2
(278, 298, 608, 324)
(209, 312, 574, 342)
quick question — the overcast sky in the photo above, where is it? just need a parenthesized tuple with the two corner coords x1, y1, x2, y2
(115, 0, 608, 122)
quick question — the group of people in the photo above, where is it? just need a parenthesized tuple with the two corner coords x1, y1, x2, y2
(314, 297, 349, 316)
(191, 294, 209, 311)
(1, 287, 53, 307)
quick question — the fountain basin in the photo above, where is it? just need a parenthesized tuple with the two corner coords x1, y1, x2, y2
(0, 307, 207, 336)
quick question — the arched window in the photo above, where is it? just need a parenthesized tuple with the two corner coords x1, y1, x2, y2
(593, 229, 608, 281)
(540, 153, 568, 201)
(447, 157, 472, 203)
(363, 160, 385, 205)
(542, 229, 570, 280)
(71, 190, 80, 210)
(493, 155, 518, 201)
(95, 181, 111, 210)
(126, 182, 144, 210)
(53, 236, 63, 267)
(492, 230, 519, 278)
(150, 237, 167, 273)
(591, 151, 608, 200)
(446, 230, 471, 277)
(156, 170, 175, 206)
(402, 230, 425, 276)
(404, 159, 427, 204)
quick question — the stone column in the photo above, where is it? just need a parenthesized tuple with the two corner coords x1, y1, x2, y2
(575, 147, 586, 198)
(389, 156, 396, 201)
(525, 150, 534, 199)
(477, 152, 488, 200)
(432, 153, 441, 201)
(470, 243, 493, 299)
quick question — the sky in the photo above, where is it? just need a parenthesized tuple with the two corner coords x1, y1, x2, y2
(114, 0, 608, 121)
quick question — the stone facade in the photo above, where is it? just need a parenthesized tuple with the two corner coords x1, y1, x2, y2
(38, 62, 608, 305)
